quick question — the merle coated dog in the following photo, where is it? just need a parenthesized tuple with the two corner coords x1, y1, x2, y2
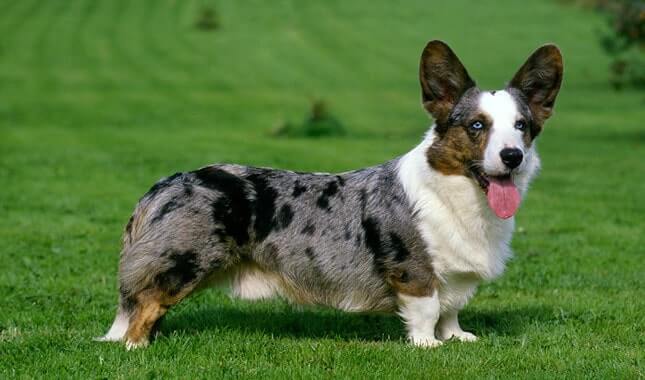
(98, 40, 563, 349)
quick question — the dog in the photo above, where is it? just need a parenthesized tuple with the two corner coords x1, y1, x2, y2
(98, 40, 563, 349)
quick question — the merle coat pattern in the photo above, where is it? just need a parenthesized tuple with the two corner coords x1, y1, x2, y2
(99, 40, 563, 349)
(120, 162, 433, 313)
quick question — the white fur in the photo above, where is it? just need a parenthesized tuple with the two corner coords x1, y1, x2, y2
(95, 308, 129, 342)
(397, 105, 541, 343)
(397, 130, 519, 281)
(480, 90, 528, 175)
(398, 293, 442, 347)
(231, 265, 282, 300)
(436, 309, 478, 342)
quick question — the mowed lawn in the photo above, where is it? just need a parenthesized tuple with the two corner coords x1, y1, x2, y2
(1, 0, 643, 378)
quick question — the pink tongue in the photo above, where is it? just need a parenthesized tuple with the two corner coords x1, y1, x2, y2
(486, 177, 521, 219)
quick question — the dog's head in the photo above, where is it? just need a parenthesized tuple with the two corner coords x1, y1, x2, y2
(420, 40, 563, 219)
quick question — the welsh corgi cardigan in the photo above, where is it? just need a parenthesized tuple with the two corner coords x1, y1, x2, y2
(99, 40, 563, 349)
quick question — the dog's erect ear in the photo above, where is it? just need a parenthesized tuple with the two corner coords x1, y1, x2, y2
(509, 44, 563, 125)
(419, 40, 476, 126)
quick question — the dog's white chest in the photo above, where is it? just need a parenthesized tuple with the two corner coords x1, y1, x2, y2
(397, 135, 516, 282)
(416, 175, 514, 281)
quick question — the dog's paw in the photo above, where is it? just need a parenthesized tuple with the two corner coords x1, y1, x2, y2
(453, 331, 478, 342)
(125, 339, 149, 350)
(439, 330, 478, 342)
(437, 328, 478, 342)
(410, 336, 444, 348)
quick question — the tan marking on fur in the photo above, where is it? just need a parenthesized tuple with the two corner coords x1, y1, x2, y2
(426, 121, 491, 177)
(388, 269, 439, 298)
(124, 287, 190, 346)
(387, 258, 438, 298)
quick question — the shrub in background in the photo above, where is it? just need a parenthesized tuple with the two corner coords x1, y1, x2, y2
(598, 0, 644, 89)
(195, 7, 219, 31)
(273, 100, 346, 138)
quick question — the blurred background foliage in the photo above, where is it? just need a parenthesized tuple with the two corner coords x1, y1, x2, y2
(564, 0, 644, 89)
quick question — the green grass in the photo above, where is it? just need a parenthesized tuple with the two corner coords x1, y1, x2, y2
(1, 0, 643, 378)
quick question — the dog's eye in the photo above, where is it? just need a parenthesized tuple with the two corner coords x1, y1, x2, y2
(515, 120, 526, 131)
(470, 121, 484, 130)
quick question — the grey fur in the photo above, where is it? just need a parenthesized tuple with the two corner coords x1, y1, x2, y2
(117, 160, 434, 317)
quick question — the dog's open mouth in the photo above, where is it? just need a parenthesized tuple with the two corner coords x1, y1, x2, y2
(469, 167, 521, 219)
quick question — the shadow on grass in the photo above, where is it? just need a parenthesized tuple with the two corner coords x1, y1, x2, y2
(159, 303, 555, 342)
(461, 305, 555, 337)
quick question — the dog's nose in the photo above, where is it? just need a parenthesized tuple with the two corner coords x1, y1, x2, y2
(500, 148, 523, 169)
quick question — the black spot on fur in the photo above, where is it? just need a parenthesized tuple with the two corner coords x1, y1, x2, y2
(124, 215, 134, 236)
(193, 167, 253, 246)
(304, 247, 316, 260)
(316, 180, 339, 211)
(278, 204, 294, 229)
(359, 189, 368, 215)
(143, 172, 182, 200)
(389, 233, 410, 263)
(155, 249, 199, 296)
(247, 173, 278, 242)
(210, 196, 251, 246)
(301, 221, 316, 235)
(119, 293, 137, 313)
(209, 257, 223, 269)
(151, 197, 183, 224)
(336, 175, 345, 186)
(292, 181, 307, 197)
(355, 233, 362, 247)
(183, 183, 194, 196)
(362, 217, 387, 273)
(344, 226, 352, 241)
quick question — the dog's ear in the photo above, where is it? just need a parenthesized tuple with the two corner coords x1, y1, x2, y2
(508, 44, 563, 125)
(419, 40, 476, 126)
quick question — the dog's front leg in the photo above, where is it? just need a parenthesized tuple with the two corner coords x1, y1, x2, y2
(397, 292, 442, 348)
(436, 310, 478, 342)
(435, 279, 479, 342)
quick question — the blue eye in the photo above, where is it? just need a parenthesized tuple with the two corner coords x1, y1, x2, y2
(515, 120, 526, 130)
(470, 121, 484, 130)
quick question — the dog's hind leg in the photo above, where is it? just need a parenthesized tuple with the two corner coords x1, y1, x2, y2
(123, 288, 187, 350)
(118, 252, 210, 349)
(118, 244, 236, 349)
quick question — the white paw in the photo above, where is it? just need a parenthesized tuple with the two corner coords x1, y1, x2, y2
(125, 339, 149, 350)
(439, 329, 478, 342)
(410, 336, 444, 348)
(454, 331, 478, 342)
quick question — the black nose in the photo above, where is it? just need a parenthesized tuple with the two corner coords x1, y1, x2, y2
(500, 148, 523, 169)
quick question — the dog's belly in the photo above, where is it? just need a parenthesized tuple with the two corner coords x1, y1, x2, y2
(237, 243, 398, 312)
(226, 263, 396, 312)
